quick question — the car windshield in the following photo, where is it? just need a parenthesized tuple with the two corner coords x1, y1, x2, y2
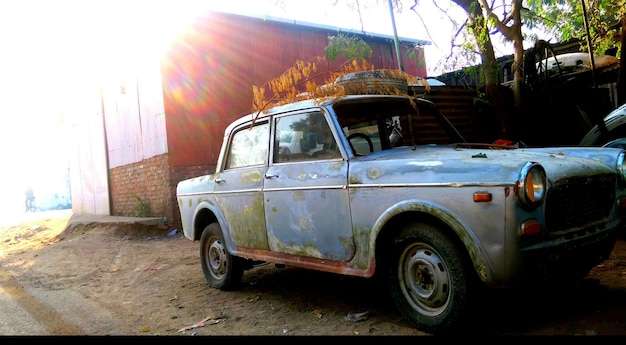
(331, 96, 466, 154)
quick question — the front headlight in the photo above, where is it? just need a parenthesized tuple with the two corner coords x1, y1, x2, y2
(617, 151, 626, 186)
(518, 162, 547, 210)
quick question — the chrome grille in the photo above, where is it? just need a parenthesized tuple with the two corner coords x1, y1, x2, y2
(545, 174, 615, 233)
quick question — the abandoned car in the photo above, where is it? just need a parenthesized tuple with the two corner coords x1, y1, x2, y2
(176, 94, 625, 334)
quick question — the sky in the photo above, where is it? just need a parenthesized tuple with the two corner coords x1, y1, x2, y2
(0, 0, 204, 213)
(0, 0, 523, 214)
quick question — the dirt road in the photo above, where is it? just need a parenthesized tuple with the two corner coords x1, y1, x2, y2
(1, 212, 625, 336)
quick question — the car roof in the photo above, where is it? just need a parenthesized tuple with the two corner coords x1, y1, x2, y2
(227, 94, 422, 131)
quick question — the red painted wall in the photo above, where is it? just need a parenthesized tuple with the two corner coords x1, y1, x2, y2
(162, 11, 427, 167)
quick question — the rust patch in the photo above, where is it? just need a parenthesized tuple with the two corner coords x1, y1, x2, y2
(513, 181, 521, 195)
(236, 247, 373, 277)
(504, 186, 510, 197)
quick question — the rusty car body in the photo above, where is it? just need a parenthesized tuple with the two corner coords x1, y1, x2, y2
(176, 94, 626, 334)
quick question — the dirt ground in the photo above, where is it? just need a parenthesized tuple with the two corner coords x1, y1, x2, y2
(1, 212, 625, 336)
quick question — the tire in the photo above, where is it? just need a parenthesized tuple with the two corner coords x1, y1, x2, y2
(386, 222, 474, 335)
(335, 70, 409, 95)
(199, 223, 244, 291)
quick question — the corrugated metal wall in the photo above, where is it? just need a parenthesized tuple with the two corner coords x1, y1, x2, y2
(162, 11, 427, 168)
(67, 111, 111, 216)
(103, 60, 168, 169)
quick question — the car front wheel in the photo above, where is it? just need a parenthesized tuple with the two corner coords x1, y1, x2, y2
(199, 222, 244, 291)
(387, 222, 474, 335)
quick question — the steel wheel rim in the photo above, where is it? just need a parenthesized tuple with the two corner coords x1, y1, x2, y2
(207, 236, 227, 279)
(399, 243, 451, 316)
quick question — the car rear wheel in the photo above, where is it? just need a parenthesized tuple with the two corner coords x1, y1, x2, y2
(387, 222, 473, 335)
(200, 222, 244, 291)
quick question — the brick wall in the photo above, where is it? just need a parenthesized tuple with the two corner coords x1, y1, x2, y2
(109, 153, 216, 230)
(109, 154, 172, 221)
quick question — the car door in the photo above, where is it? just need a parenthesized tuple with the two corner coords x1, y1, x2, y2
(263, 110, 354, 261)
(214, 119, 270, 250)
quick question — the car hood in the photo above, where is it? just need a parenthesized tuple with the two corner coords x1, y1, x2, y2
(351, 145, 621, 184)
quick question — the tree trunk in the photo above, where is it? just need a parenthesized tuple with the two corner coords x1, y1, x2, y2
(455, 0, 510, 140)
(509, 1, 525, 120)
(618, 15, 626, 106)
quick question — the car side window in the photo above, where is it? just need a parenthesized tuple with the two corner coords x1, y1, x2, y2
(225, 121, 269, 169)
(274, 112, 340, 163)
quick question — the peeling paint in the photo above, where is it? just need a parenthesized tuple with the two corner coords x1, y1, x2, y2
(264, 186, 353, 262)
(293, 191, 305, 201)
(240, 170, 262, 183)
(268, 234, 323, 258)
(349, 176, 362, 184)
(217, 194, 269, 250)
(339, 236, 357, 260)
(349, 227, 374, 270)
(367, 167, 381, 179)
(329, 162, 344, 170)
(299, 217, 310, 228)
